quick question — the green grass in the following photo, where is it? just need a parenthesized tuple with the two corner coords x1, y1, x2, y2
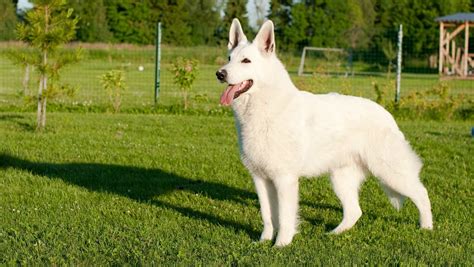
(1, 112, 473, 265)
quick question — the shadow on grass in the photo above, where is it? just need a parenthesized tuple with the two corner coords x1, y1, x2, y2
(300, 201, 341, 232)
(0, 153, 260, 239)
(0, 113, 35, 131)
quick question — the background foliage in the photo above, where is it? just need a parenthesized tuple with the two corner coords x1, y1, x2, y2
(0, 0, 18, 41)
(4, 0, 473, 57)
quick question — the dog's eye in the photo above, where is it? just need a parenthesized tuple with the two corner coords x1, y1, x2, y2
(241, 58, 251, 63)
(228, 56, 231, 61)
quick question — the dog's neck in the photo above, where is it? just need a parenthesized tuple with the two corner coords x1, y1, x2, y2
(231, 56, 298, 122)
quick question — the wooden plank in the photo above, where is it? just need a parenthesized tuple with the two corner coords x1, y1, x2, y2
(443, 23, 474, 27)
(455, 47, 462, 75)
(439, 22, 444, 74)
(468, 57, 474, 68)
(447, 53, 454, 65)
(452, 40, 456, 62)
(463, 21, 469, 77)
(446, 32, 450, 59)
(442, 24, 465, 46)
(442, 23, 457, 27)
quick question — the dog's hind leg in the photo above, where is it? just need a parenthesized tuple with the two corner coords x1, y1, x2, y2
(406, 183, 432, 230)
(380, 179, 433, 230)
(253, 176, 279, 241)
(367, 133, 433, 230)
(330, 164, 366, 234)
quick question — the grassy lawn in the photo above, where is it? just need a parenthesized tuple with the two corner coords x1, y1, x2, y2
(1, 45, 473, 112)
(1, 112, 472, 265)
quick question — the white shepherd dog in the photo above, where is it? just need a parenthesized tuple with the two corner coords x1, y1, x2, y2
(216, 19, 433, 247)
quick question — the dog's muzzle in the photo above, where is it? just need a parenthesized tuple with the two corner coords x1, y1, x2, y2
(216, 69, 227, 82)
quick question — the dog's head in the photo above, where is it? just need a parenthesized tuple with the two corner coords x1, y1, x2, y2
(216, 18, 276, 106)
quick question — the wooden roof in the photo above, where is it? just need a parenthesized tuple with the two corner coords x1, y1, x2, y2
(435, 13, 474, 23)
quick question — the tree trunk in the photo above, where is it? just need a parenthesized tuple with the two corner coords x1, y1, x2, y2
(37, 50, 48, 130)
(41, 95, 47, 128)
(114, 91, 121, 113)
(23, 64, 30, 95)
(36, 6, 49, 130)
(183, 90, 188, 110)
(36, 74, 44, 130)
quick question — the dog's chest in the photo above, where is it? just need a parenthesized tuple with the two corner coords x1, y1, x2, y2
(235, 113, 301, 178)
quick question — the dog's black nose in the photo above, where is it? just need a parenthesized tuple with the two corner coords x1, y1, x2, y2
(216, 69, 227, 82)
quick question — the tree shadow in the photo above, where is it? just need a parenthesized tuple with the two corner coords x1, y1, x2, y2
(0, 153, 260, 238)
(0, 114, 35, 131)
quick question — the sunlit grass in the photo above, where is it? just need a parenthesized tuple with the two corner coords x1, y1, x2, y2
(1, 112, 472, 264)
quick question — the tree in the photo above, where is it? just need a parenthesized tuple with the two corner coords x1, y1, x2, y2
(280, 0, 351, 51)
(105, 0, 193, 45)
(381, 38, 397, 76)
(222, 0, 252, 38)
(437, 0, 473, 15)
(309, 0, 351, 48)
(371, 0, 472, 58)
(6, 49, 36, 96)
(281, 3, 309, 51)
(185, 0, 221, 45)
(268, 0, 293, 51)
(152, 0, 192, 46)
(345, 0, 376, 50)
(67, 0, 113, 42)
(0, 0, 18, 40)
(16, 0, 81, 130)
(106, 0, 155, 44)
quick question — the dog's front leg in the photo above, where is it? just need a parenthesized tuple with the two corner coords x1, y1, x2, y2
(273, 177, 299, 247)
(253, 176, 279, 241)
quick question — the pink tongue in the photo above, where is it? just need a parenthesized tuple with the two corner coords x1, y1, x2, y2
(220, 83, 241, 106)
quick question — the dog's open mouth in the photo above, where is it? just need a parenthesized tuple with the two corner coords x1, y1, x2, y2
(220, 80, 253, 106)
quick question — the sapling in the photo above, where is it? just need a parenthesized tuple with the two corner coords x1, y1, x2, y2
(171, 57, 198, 110)
(16, 0, 81, 130)
(100, 70, 127, 113)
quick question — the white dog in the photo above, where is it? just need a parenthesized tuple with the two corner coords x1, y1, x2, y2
(216, 19, 433, 247)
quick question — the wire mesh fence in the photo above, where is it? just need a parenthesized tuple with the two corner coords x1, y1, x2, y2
(0, 40, 472, 114)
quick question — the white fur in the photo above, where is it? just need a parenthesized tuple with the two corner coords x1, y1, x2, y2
(219, 19, 433, 247)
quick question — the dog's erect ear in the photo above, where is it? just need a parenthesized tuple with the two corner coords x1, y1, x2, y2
(228, 18, 247, 51)
(255, 20, 275, 55)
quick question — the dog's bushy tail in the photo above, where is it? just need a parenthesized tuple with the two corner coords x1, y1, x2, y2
(363, 128, 423, 211)
(381, 185, 405, 210)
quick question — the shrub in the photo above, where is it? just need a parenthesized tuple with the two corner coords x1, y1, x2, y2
(372, 81, 471, 120)
(171, 57, 198, 110)
(399, 82, 467, 120)
(100, 70, 127, 113)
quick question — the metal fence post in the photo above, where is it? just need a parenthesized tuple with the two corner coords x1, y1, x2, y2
(395, 24, 403, 103)
(154, 22, 162, 106)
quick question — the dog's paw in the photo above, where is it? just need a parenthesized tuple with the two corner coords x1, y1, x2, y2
(329, 225, 349, 234)
(259, 228, 274, 241)
(274, 232, 294, 247)
(274, 238, 292, 247)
